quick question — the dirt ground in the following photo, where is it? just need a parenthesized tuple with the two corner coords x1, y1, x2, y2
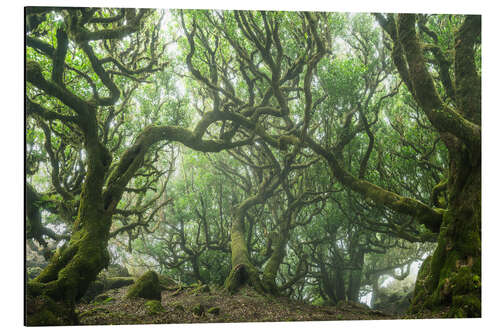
(76, 284, 404, 326)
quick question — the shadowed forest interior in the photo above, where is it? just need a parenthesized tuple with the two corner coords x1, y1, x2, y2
(25, 7, 481, 326)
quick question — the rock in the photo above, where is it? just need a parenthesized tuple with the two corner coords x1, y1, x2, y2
(373, 289, 413, 315)
(144, 300, 165, 315)
(126, 271, 162, 300)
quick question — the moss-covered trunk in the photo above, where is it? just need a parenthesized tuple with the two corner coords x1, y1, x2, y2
(411, 150, 481, 317)
(224, 176, 280, 295)
(26, 204, 112, 325)
(347, 252, 364, 302)
(26, 135, 112, 325)
(261, 227, 290, 294)
(224, 208, 265, 294)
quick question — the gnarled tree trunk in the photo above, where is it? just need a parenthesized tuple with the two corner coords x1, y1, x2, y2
(27, 137, 111, 325)
(261, 226, 290, 294)
(224, 206, 265, 294)
(376, 13, 482, 317)
(347, 251, 365, 302)
(411, 149, 481, 317)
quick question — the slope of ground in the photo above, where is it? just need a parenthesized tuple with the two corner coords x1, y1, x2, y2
(76, 284, 398, 325)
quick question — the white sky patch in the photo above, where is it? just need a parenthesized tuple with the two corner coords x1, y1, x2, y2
(160, 10, 188, 97)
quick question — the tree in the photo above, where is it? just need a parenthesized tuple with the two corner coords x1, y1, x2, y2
(129, 149, 233, 285)
(374, 13, 481, 317)
(176, 8, 341, 294)
(25, 7, 251, 325)
(178, 10, 481, 316)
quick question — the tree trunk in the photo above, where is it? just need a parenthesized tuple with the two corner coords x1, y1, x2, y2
(371, 14, 481, 317)
(26, 196, 112, 325)
(224, 176, 279, 294)
(261, 227, 290, 294)
(334, 270, 347, 302)
(370, 275, 380, 308)
(26, 136, 112, 325)
(347, 252, 364, 302)
(224, 207, 265, 294)
(411, 150, 481, 317)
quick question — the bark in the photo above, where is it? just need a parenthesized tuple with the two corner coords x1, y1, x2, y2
(27, 139, 111, 325)
(224, 176, 280, 294)
(224, 205, 265, 294)
(389, 14, 482, 317)
(410, 152, 481, 317)
(261, 226, 290, 294)
(347, 252, 365, 302)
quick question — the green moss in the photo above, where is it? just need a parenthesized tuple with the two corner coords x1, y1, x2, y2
(126, 271, 162, 300)
(27, 267, 43, 280)
(410, 186, 481, 317)
(450, 294, 481, 318)
(26, 295, 77, 326)
(144, 300, 165, 315)
(78, 306, 109, 319)
(449, 267, 479, 294)
(27, 308, 64, 326)
(92, 294, 115, 305)
(190, 284, 210, 295)
(172, 303, 184, 311)
(106, 276, 135, 289)
(207, 307, 220, 315)
(224, 264, 248, 293)
(410, 255, 433, 312)
(191, 303, 205, 316)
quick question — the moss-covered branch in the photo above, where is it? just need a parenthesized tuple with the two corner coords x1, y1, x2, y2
(70, 9, 149, 42)
(396, 14, 480, 150)
(27, 99, 78, 123)
(454, 15, 481, 124)
(306, 135, 443, 233)
(103, 123, 253, 213)
(26, 61, 89, 119)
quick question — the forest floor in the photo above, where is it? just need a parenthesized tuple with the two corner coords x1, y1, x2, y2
(76, 283, 405, 326)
